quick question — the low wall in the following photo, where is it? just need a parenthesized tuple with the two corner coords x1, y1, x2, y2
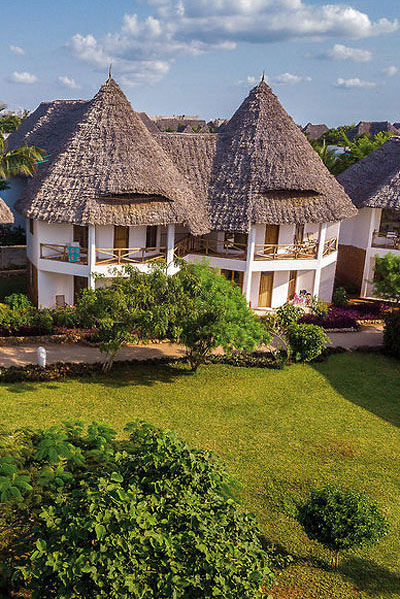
(0, 245, 26, 270)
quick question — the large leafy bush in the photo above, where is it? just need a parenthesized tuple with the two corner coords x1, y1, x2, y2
(0, 421, 273, 598)
(298, 485, 388, 568)
(287, 323, 327, 363)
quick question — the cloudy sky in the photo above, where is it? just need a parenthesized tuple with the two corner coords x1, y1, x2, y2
(2, 0, 399, 125)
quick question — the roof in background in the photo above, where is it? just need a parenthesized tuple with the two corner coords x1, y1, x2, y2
(337, 136, 400, 210)
(9, 77, 356, 232)
(0, 198, 14, 224)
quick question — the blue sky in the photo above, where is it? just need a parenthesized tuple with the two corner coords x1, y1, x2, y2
(1, 0, 399, 126)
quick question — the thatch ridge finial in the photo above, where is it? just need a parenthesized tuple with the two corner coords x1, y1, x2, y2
(108, 64, 112, 80)
(261, 70, 265, 83)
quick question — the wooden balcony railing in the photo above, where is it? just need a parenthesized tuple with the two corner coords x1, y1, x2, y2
(40, 243, 88, 264)
(40, 243, 167, 265)
(254, 240, 318, 260)
(371, 231, 400, 250)
(95, 247, 167, 265)
(323, 237, 338, 256)
(175, 237, 247, 260)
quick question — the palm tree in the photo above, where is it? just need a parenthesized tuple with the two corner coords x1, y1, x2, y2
(310, 139, 339, 173)
(0, 131, 44, 181)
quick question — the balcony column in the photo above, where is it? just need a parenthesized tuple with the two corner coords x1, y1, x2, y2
(243, 225, 256, 305)
(88, 224, 96, 290)
(313, 223, 327, 296)
(166, 224, 175, 274)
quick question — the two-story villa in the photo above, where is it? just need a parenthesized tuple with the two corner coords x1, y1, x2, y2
(337, 136, 400, 297)
(6, 76, 356, 308)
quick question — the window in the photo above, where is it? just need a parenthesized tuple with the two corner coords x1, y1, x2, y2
(29, 219, 34, 235)
(146, 226, 158, 248)
(74, 276, 88, 304)
(379, 209, 400, 234)
(114, 226, 129, 249)
(224, 232, 248, 247)
(73, 225, 88, 248)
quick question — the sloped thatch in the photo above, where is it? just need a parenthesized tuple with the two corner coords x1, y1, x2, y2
(337, 135, 400, 210)
(302, 123, 328, 140)
(16, 77, 355, 234)
(207, 80, 356, 232)
(16, 79, 209, 235)
(346, 121, 399, 142)
(0, 198, 13, 224)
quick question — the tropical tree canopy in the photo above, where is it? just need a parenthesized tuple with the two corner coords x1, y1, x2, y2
(0, 132, 44, 181)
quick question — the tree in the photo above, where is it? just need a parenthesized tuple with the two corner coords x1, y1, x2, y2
(170, 262, 268, 370)
(298, 486, 388, 568)
(320, 125, 354, 145)
(310, 139, 339, 173)
(332, 131, 393, 174)
(286, 323, 327, 363)
(76, 267, 172, 372)
(262, 302, 305, 363)
(0, 115, 21, 134)
(0, 131, 44, 182)
(0, 421, 274, 598)
(374, 253, 400, 304)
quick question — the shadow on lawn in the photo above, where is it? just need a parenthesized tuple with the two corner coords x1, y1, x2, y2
(312, 352, 400, 429)
(339, 556, 400, 596)
(2, 361, 195, 394)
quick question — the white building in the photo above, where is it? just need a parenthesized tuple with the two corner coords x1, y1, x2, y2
(337, 136, 400, 298)
(6, 76, 356, 308)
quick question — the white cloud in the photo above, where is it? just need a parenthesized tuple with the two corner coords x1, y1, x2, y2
(383, 65, 397, 77)
(273, 72, 311, 84)
(11, 71, 37, 84)
(58, 76, 80, 89)
(328, 43, 371, 62)
(335, 77, 376, 89)
(69, 1, 398, 85)
(9, 45, 24, 55)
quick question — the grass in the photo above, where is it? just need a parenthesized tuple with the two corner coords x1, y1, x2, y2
(1, 352, 399, 599)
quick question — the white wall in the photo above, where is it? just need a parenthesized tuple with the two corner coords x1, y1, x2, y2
(339, 208, 379, 249)
(271, 271, 290, 308)
(297, 270, 314, 294)
(326, 221, 340, 240)
(319, 262, 336, 302)
(38, 271, 73, 307)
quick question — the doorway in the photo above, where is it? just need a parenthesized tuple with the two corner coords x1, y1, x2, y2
(114, 226, 129, 249)
(258, 272, 274, 307)
(74, 276, 88, 304)
(146, 225, 158, 248)
(265, 225, 279, 246)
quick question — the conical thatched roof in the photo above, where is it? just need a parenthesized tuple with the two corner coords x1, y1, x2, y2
(16, 77, 355, 233)
(0, 198, 13, 224)
(16, 78, 208, 234)
(207, 80, 356, 231)
(337, 136, 400, 210)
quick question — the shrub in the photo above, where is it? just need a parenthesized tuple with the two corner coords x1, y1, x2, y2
(0, 421, 274, 598)
(383, 309, 400, 359)
(276, 302, 305, 327)
(52, 304, 79, 328)
(287, 323, 328, 362)
(298, 485, 388, 568)
(332, 287, 348, 307)
(309, 296, 329, 319)
(374, 252, 400, 304)
(3, 293, 32, 311)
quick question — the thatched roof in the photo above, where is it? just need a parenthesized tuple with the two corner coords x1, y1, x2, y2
(206, 80, 356, 231)
(15, 79, 208, 234)
(337, 135, 400, 210)
(0, 198, 14, 224)
(14, 77, 355, 233)
(346, 121, 399, 142)
(302, 123, 328, 140)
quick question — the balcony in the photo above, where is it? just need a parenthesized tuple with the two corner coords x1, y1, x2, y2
(371, 231, 400, 250)
(40, 243, 167, 265)
(175, 236, 337, 261)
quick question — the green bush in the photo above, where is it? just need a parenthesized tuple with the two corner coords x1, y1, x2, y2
(0, 421, 274, 598)
(383, 309, 400, 359)
(310, 296, 329, 319)
(287, 323, 327, 363)
(3, 293, 32, 311)
(52, 304, 79, 328)
(298, 485, 388, 568)
(332, 287, 348, 307)
(276, 302, 304, 327)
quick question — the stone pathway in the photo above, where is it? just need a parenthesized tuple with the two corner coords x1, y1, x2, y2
(0, 325, 383, 368)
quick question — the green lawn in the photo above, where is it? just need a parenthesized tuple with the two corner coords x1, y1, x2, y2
(1, 352, 399, 599)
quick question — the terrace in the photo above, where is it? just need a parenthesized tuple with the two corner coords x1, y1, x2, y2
(39, 235, 338, 266)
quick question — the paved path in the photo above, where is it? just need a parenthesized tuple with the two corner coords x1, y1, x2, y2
(0, 325, 383, 368)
